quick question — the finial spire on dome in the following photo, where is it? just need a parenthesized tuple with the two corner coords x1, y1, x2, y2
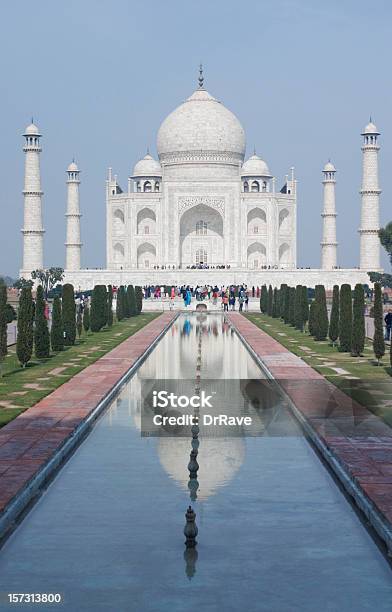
(253, 145, 256, 156)
(198, 63, 204, 89)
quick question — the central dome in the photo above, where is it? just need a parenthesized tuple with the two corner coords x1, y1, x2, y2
(157, 88, 246, 168)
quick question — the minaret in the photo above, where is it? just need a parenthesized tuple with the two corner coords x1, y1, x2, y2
(321, 161, 337, 270)
(21, 121, 44, 274)
(359, 120, 381, 270)
(65, 160, 82, 270)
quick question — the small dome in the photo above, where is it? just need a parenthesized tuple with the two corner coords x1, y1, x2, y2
(24, 122, 40, 135)
(323, 161, 335, 172)
(241, 154, 271, 177)
(132, 153, 162, 177)
(362, 121, 379, 135)
(67, 161, 78, 172)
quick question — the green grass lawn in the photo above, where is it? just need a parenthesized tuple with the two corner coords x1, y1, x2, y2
(0, 313, 159, 428)
(245, 312, 392, 427)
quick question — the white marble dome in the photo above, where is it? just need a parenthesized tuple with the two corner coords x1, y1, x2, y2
(241, 154, 271, 177)
(157, 88, 246, 166)
(323, 161, 335, 172)
(24, 122, 40, 135)
(362, 121, 379, 135)
(132, 153, 162, 177)
(67, 161, 78, 172)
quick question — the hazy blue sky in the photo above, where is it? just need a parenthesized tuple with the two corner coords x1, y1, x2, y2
(1, 0, 391, 276)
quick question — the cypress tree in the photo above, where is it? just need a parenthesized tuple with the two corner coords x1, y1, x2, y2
(0, 284, 8, 374)
(289, 287, 296, 326)
(62, 283, 76, 346)
(339, 284, 352, 352)
(373, 282, 385, 364)
(124, 286, 131, 318)
(51, 296, 64, 351)
(107, 285, 113, 327)
(83, 305, 90, 333)
(16, 287, 34, 367)
(77, 310, 83, 339)
(301, 286, 309, 330)
(272, 288, 279, 318)
(34, 285, 50, 358)
(352, 283, 365, 356)
(329, 285, 340, 346)
(91, 285, 107, 332)
(294, 285, 303, 331)
(135, 286, 143, 314)
(313, 285, 328, 341)
(283, 286, 291, 324)
(308, 301, 316, 336)
(279, 284, 288, 318)
(267, 285, 273, 316)
(128, 285, 137, 316)
(260, 285, 268, 313)
(116, 286, 124, 321)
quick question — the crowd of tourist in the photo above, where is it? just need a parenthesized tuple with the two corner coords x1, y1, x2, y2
(143, 284, 254, 312)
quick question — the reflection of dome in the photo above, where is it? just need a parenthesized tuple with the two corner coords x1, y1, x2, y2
(158, 437, 245, 500)
(157, 88, 246, 166)
(132, 153, 162, 177)
(241, 154, 271, 177)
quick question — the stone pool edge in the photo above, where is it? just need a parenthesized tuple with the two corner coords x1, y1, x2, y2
(0, 312, 179, 542)
(227, 312, 392, 556)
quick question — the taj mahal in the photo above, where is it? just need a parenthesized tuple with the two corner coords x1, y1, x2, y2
(20, 68, 382, 289)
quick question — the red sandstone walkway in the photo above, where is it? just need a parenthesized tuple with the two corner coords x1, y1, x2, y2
(0, 313, 176, 518)
(228, 313, 392, 541)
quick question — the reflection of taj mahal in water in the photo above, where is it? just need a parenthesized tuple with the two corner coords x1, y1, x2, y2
(119, 314, 299, 501)
(20, 67, 382, 288)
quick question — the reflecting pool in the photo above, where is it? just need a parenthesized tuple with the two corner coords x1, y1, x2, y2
(0, 314, 391, 611)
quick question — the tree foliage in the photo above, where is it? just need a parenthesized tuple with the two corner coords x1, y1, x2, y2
(51, 296, 64, 352)
(301, 286, 309, 329)
(116, 286, 125, 321)
(107, 285, 113, 327)
(283, 286, 291, 324)
(83, 305, 90, 333)
(288, 287, 296, 326)
(272, 288, 279, 318)
(352, 284, 365, 356)
(31, 267, 64, 298)
(294, 285, 303, 331)
(308, 301, 316, 336)
(373, 282, 385, 363)
(313, 285, 328, 341)
(260, 285, 268, 314)
(339, 284, 352, 352)
(135, 286, 143, 314)
(91, 285, 108, 332)
(379, 221, 392, 267)
(34, 285, 50, 358)
(368, 272, 392, 289)
(329, 285, 339, 345)
(128, 285, 137, 316)
(16, 287, 34, 367)
(13, 277, 34, 290)
(77, 310, 83, 338)
(62, 284, 76, 346)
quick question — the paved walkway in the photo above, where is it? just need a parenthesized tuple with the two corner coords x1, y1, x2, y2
(0, 313, 176, 518)
(228, 313, 392, 545)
